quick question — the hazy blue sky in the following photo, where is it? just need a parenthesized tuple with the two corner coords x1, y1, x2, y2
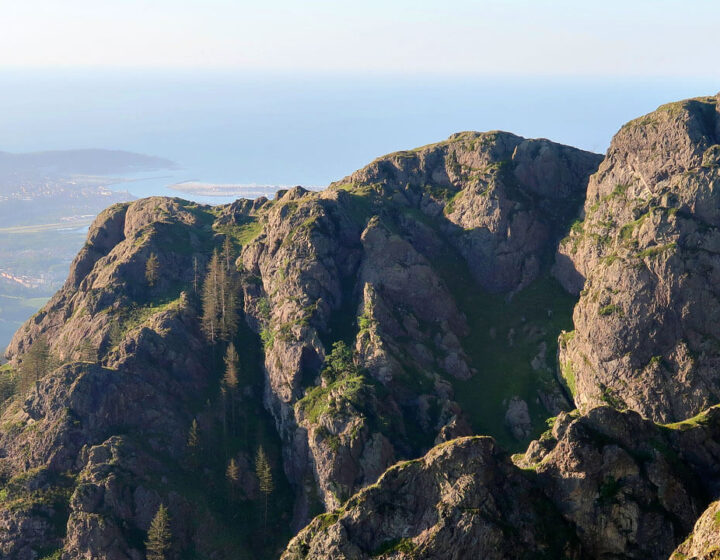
(3, 0, 720, 77)
(1, 1, 719, 189)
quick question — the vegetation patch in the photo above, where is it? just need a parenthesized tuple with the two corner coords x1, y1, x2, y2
(435, 245, 577, 450)
(0, 364, 19, 413)
(598, 304, 623, 317)
(702, 145, 720, 168)
(295, 342, 387, 439)
(637, 242, 676, 259)
(0, 467, 76, 541)
(662, 406, 717, 430)
(597, 476, 623, 505)
(297, 375, 368, 425)
(372, 537, 416, 557)
(559, 330, 575, 345)
(601, 254, 619, 266)
(117, 293, 184, 335)
(569, 219, 584, 235)
(599, 385, 626, 410)
(257, 297, 271, 320)
(561, 362, 577, 398)
(316, 511, 339, 532)
(37, 549, 63, 560)
(619, 214, 648, 241)
(260, 327, 275, 350)
(215, 219, 264, 249)
(647, 355, 665, 369)
(357, 305, 374, 332)
(443, 190, 464, 215)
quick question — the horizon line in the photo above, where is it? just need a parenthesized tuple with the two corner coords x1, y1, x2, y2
(0, 65, 719, 83)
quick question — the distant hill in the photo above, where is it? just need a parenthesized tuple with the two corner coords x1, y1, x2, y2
(0, 148, 176, 181)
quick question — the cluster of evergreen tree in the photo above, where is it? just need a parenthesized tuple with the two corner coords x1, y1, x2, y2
(2, 234, 288, 555)
(0, 336, 65, 413)
(201, 238, 239, 343)
(14, 336, 56, 399)
(150, 442, 276, 557)
(0, 331, 104, 413)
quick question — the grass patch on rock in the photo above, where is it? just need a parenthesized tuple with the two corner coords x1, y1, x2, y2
(435, 250, 576, 451)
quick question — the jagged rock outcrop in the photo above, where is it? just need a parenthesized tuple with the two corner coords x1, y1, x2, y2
(282, 436, 581, 560)
(0, 129, 601, 556)
(348, 131, 602, 292)
(556, 94, 720, 423)
(287, 404, 720, 560)
(671, 500, 720, 559)
(237, 132, 599, 512)
(522, 407, 708, 559)
(6, 197, 208, 363)
(0, 197, 288, 559)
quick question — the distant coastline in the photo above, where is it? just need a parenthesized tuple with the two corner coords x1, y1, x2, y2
(168, 181, 322, 199)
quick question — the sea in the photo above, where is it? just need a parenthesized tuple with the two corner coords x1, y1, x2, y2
(1, 69, 718, 204)
(0, 70, 719, 352)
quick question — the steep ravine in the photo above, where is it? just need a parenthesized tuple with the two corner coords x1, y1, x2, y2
(236, 131, 600, 515)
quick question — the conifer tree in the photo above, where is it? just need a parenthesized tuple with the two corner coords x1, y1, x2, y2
(219, 278, 238, 341)
(222, 343, 240, 436)
(218, 261, 228, 338)
(186, 418, 200, 467)
(107, 321, 123, 350)
(145, 252, 159, 287)
(218, 239, 238, 341)
(223, 235, 233, 272)
(201, 248, 238, 343)
(226, 457, 240, 501)
(201, 251, 221, 343)
(19, 336, 52, 394)
(145, 503, 172, 560)
(0, 366, 18, 409)
(223, 343, 239, 391)
(255, 446, 274, 530)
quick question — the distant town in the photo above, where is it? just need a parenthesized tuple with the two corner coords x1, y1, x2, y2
(0, 148, 173, 351)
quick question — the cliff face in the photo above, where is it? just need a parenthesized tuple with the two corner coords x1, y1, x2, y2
(556, 94, 720, 423)
(1, 197, 290, 559)
(671, 500, 720, 559)
(7, 94, 720, 560)
(0, 131, 600, 558)
(286, 406, 720, 560)
(236, 131, 600, 514)
(283, 435, 581, 560)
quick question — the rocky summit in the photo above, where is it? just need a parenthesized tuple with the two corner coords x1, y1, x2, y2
(556, 94, 720, 423)
(3, 94, 720, 559)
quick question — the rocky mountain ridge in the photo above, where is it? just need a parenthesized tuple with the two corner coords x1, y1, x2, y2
(2, 93, 720, 559)
(286, 405, 720, 560)
(556, 94, 720, 423)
